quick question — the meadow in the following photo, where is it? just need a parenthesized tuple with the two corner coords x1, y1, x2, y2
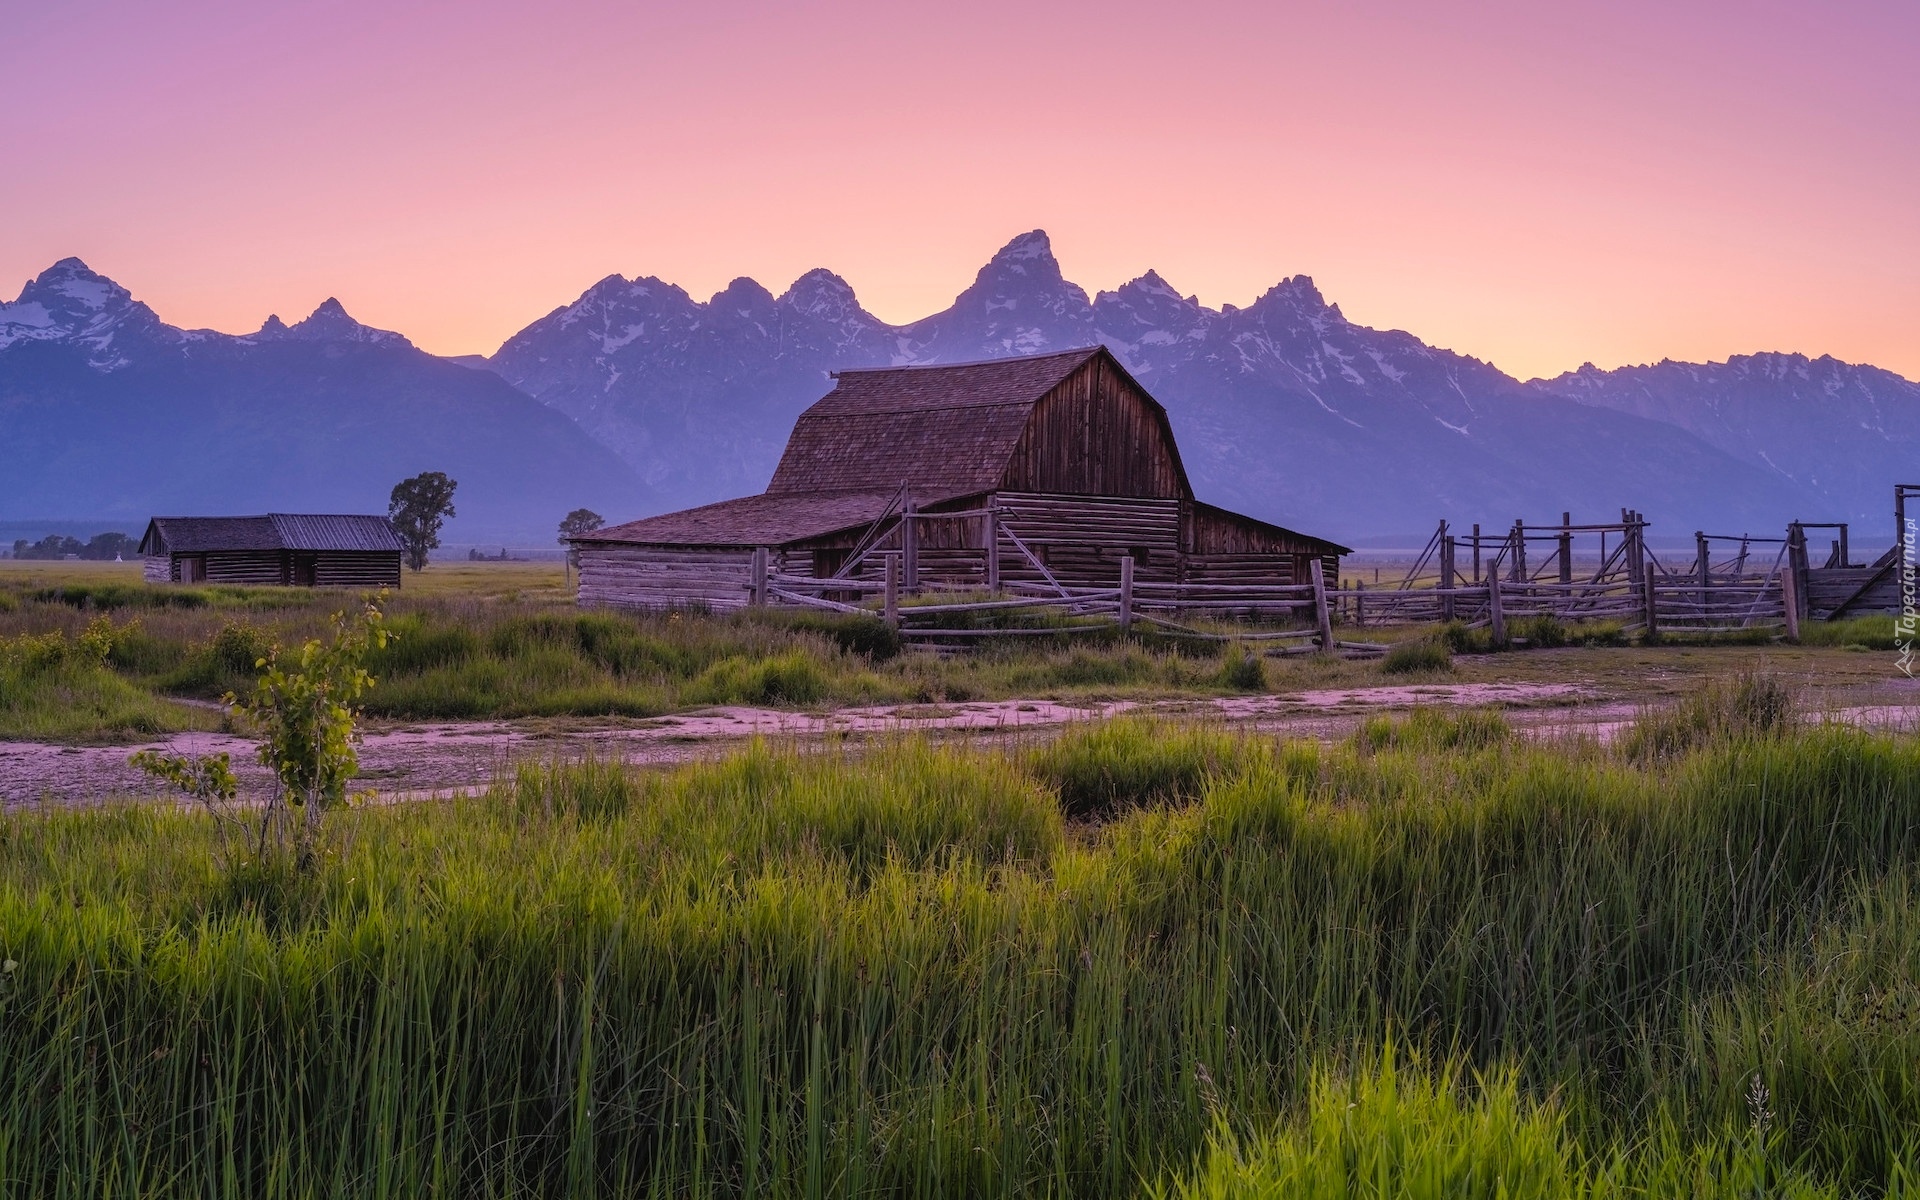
(0, 560, 1900, 745)
(5, 688, 1920, 1197)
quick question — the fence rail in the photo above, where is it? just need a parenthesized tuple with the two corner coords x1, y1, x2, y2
(738, 544, 1797, 654)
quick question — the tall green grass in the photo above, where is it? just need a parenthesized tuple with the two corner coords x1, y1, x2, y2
(6, 707, 1920, 1195)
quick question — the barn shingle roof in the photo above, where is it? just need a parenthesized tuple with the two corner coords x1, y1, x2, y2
(579, 490, 904, 548)
(767, 347, 1102, 495)
(142, 514, 402, 555)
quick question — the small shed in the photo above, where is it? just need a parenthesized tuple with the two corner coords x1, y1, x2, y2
(140, 514, 403, 587)
(574, 346, 1348, 609)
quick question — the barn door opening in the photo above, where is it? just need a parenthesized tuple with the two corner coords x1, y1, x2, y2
(292, 555, 317, 587)
(179, 556, 205, 583)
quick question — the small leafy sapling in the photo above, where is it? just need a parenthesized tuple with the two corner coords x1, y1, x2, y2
(232, 597, 391, 865)
(131, 596, 392, 869)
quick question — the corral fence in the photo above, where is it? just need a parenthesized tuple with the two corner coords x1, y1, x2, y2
(744, 488, 1916, 653)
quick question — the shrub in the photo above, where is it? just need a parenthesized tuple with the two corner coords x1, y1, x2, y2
(683, 649, 830, 706)
(210, 621, 273, 676)
(1515, 614, 1568, 648)
(0, 630, 72, 673)
(1216, 644, 1268, 691)
(1439, 621, 1493, 654)
(1381, 639, 1452, 675)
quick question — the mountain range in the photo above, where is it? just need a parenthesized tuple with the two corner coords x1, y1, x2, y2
(5, 234, 1915, 545)
(0, 259, 647, 541)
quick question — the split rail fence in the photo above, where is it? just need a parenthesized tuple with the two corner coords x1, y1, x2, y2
(742, 503, 1807, 654)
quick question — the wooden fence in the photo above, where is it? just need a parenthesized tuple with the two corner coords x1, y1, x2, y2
(747, 533, 1797, 653)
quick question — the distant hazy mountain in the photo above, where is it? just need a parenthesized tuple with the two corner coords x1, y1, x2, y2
(1533, 354, 1920, 529)
(491, 231, 1836, 539)
(0, 260, 649, 541)
(10, 238, 1909, 547)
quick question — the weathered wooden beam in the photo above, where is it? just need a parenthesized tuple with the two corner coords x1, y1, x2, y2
(984, 508, 1000, 592)
(1118, 555, 1134, 634)
(1310, 558, 1335, 653)
(1487, 571, 1506, 647)
(884, 553, 900, 627)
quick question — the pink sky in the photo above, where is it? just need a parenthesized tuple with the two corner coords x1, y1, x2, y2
(4, 0, 1915, 380)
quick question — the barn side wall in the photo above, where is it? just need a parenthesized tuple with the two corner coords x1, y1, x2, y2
(313, 552, 403, 588)
(1182, 504, 1341, 589)
(576, 545, 756, 611)
(143, 556, 170, 584)
(201, 551, 287, 585)
(1000, 359, 1186, 498)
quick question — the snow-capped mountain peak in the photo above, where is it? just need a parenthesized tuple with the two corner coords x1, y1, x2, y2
(260, 297, 411, 347)
(0, 257, 167, 368)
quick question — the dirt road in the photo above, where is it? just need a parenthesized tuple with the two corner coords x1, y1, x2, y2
(4, 680, 1914, 807)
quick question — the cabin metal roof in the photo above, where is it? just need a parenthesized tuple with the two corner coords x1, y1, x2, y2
(141, 514, 403, 555)
(767, 347, 1103, 495)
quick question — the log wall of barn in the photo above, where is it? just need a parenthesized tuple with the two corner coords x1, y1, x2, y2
(313, 553, 403, 588)
(576, 546, 755, 610)
(143, 556, 170, 584)
(199, 552, 287, 585)
(1000, 359, 1186, 498)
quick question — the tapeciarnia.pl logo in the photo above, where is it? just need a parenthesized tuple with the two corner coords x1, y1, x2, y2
(1898, 516, 1916, 678)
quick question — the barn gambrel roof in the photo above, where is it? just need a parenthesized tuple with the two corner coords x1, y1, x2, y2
(767, 346, 1189, 497)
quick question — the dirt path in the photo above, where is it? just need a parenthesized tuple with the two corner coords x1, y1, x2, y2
(4, 680, 1915, 807)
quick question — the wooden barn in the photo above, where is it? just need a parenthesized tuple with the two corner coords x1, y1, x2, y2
(572, 346, 1348, 610)
(140, 514, 404, 587)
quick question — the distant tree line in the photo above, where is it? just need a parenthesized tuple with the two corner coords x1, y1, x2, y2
(10, 532, 139, 560)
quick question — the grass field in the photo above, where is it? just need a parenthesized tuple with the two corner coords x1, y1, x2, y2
(0, 560, 1905, 745)
(5, 701, 1920, 1196)
(0, 562, 1397, 743)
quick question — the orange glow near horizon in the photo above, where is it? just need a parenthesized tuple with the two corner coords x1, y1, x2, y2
(3, 0, 1915, 381)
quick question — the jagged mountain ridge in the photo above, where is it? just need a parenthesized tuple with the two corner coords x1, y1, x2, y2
(490, 231, 1847, 537)
(0, 260, 649, 540)
(1535, 354, 1920, 530)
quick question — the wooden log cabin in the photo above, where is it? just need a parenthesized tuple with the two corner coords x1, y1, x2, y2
(140, 514, 404, 587)
(572, 346, 1348, 610)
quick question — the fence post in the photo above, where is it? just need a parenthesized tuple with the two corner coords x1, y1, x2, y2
(1355, 579, 1366, 627)
(751, 546, 769, 607)
(884, 553, 900, 628)
(1118, 554, 1134, 634)
(1471, 523, 1482, 583)
(1695, 532, 1710, 616)
(1625, 513, 1642, 588)
(1440, 533, 1456, 622)
(1512, 521, 1527, 583)
(1559, 513, 1573, 585)
(1642, 561, 1659, 641)
(1787, 522, 1810, 624)
(1487, 569, 1506, 647)
(902, 501, 919, 592)
(984, 508, 1000, 593)
(1779, 568, 1800, 642)
(1310, 558, 1335, 653)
